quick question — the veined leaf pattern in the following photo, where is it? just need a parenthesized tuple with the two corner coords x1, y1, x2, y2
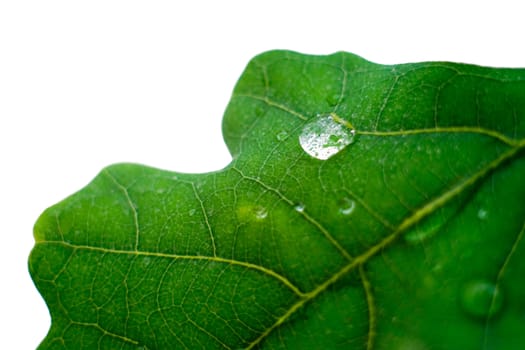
(30, 51, 525, 349)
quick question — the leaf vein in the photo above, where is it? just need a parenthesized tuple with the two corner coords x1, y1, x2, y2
(359, 264, 376, 350)
(103, 169, 140, 251)
(190, 182, 217, 257)
(359, 126, 519, 146)
(233, 94, 308, 120)
(232, 167, 353, 261)
(483, 219, 525, 349)
(37, 241, 305, 297)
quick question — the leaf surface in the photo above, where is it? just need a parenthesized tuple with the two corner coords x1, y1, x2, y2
(30, 51, 525, 349)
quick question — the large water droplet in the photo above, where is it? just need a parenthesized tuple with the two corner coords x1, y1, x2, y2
(338, 197, 356, 215)
(460, 280, 503, 318)
(299, 113, 356, 160)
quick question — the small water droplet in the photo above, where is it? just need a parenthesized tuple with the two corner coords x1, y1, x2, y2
(404, 213, 443, 244)
(236, 204, 268, 223)
(326, 93, 340, 107)
(460, 280, 503, 318)
(477, 208, 488, 220)
(254, 206, 268, 220)
(294, 203, 305, 213)
(338, 197, 356, 215)
(188, 209, 196, 216)
(276, 131, 288, 141)
(299, 113, 356, 160)
(255, 105, 266, 117)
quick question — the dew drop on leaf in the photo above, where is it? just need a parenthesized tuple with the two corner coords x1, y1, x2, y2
(294, 203, 305, 213)
(236, 204, 268, 222)
(404, 221, 441, 244)
(326, 93, 340, 107)
(276, 130, 288, 141)
(299, 113, 356, 160)
(338, 197, 356, 215)
(477, 208, 488, 220)
(253, 206, 268, 220)
(460, 280, 503, 318)
(255, 105, 265, 117)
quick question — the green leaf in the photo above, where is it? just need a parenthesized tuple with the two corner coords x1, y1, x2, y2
(29, 51, 525, 349)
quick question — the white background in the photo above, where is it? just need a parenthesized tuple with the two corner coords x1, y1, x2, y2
(1, 1, 523, 348)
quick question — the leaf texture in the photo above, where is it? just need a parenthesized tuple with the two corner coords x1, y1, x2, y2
(30, 51, 525, 349)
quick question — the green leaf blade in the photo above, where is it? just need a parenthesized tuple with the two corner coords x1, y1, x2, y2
(30, 50, 525, 349)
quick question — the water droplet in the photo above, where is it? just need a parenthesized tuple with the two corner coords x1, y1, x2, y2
(326, 93, 340, 106)
(255, 105, 266, 117)
(338, 197, 356, 215)
(236, 204, 268, 223)
(477, 208, 488, 220)
(299, 113, 356, 160)
(404, 213, 443, 244)
(294, 203, 305, 213)
(188, 209, 196, 216)
(276, 131, 288, 141)
(460, 280, 503, 318)
(253, 206, 268, 220)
